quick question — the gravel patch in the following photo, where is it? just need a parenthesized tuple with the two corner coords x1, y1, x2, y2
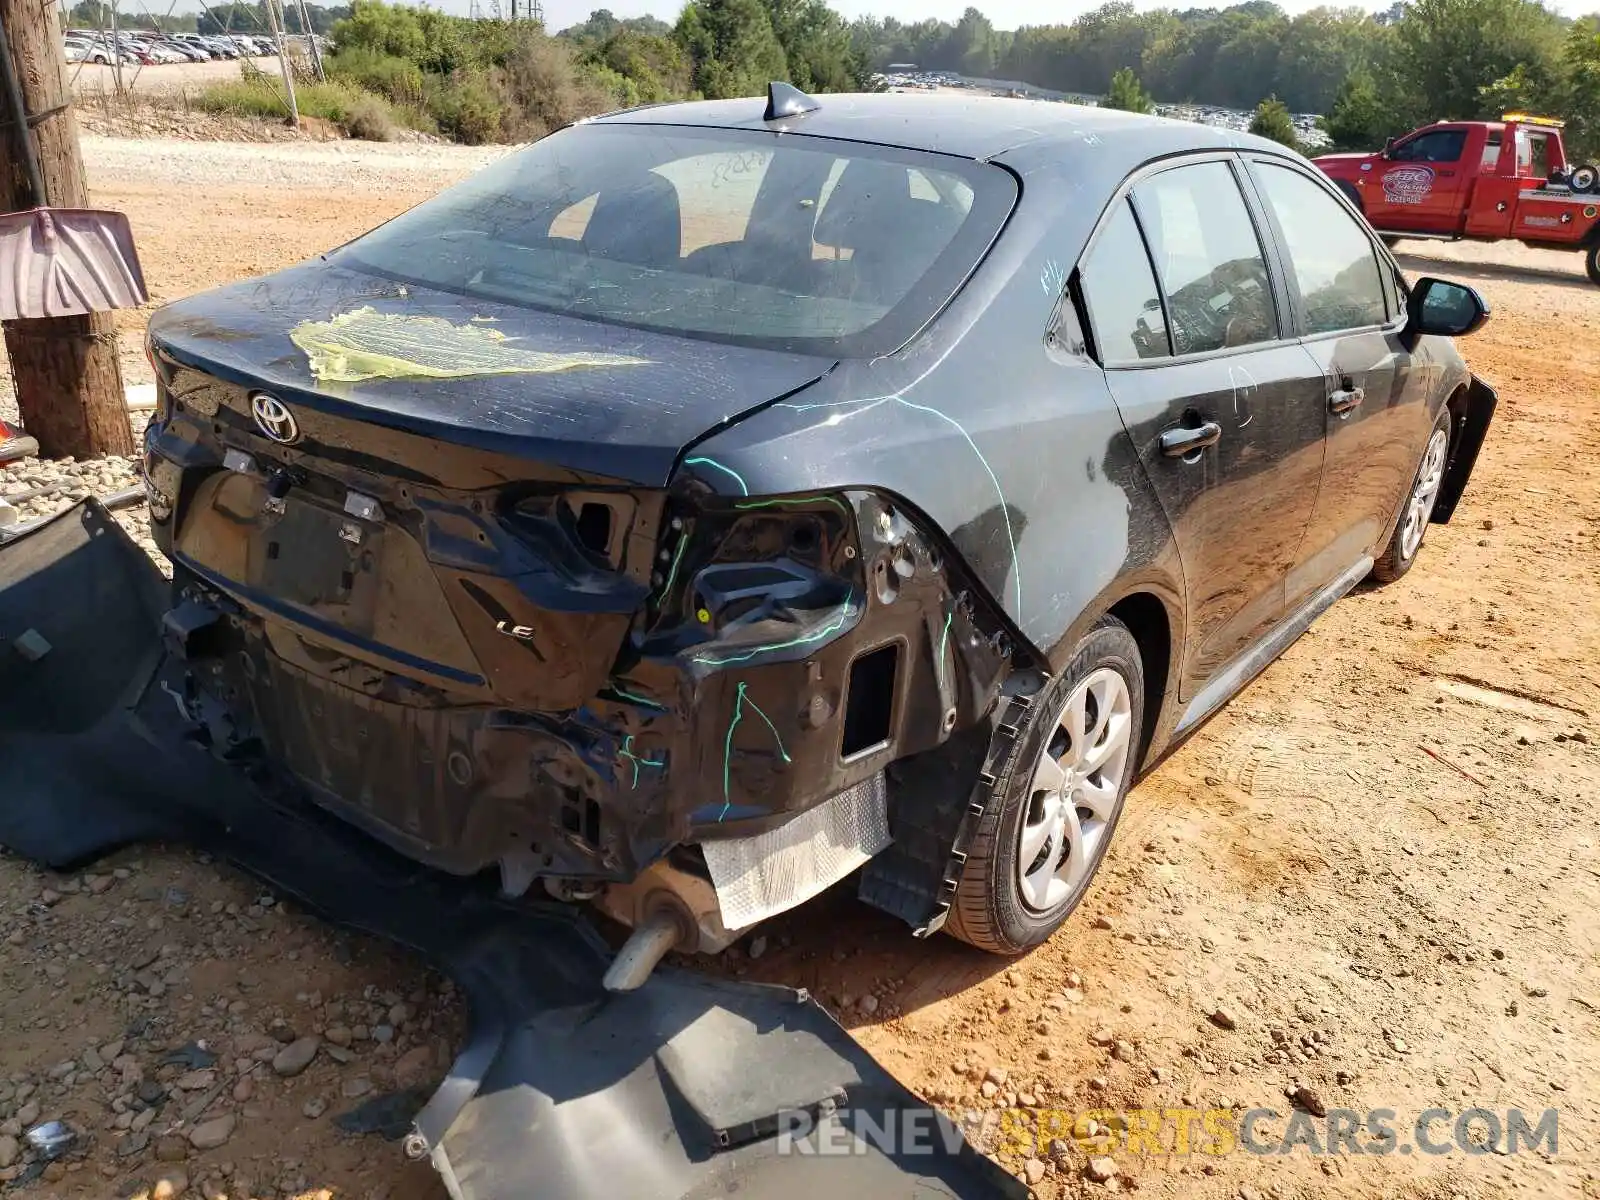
(82, 134, 507, 194)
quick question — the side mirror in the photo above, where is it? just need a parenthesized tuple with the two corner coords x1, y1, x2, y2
(1406, 276, 1490, 340)
(1382, 136, 1396, 159)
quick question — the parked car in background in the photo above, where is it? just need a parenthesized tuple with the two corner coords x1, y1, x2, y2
(138, 89, 1497, 979)
(63, 32, 120, 64)
(162, 39, 212, 62)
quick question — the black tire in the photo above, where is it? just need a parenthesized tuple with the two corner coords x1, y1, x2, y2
(944, 617, 1144, 955)
(1569, 163, 1599, 193)
(1371, 406, 1452, 584)
(1586, 241, 1600, 289)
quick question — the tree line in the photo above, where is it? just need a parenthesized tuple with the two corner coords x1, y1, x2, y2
(846, 0, 1598, 157)
(182, 0, 1598, 160)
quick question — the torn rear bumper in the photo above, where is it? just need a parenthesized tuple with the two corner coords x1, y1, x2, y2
(0, 500, 1022, 1200)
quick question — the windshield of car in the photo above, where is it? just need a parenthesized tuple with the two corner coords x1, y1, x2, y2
(337, 123, 1015, 356)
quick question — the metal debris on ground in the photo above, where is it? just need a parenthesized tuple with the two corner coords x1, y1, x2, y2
(23, 1120, 76, 1159)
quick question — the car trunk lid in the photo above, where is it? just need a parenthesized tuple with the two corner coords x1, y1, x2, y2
(147, 259, 835, 489)
(145, 262, 834, 711)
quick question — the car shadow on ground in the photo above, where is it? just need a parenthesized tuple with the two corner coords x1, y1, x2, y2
(1393, 249, 1591, 291)
(680, 880, 1018, 1030)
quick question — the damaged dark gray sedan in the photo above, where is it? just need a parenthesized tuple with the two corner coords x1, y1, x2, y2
(134, 88, 1495, 978)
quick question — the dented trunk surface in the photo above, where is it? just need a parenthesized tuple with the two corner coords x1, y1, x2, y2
(147, 261, 835, 486)
(141, 264, 1014, 908)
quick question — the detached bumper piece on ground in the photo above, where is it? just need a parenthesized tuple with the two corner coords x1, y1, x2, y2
(0, 499, 1023, 1200)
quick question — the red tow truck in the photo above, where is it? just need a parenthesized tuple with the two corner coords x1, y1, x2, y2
(1314, 113, 1600, 286)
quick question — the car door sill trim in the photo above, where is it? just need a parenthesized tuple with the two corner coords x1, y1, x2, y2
(1176, 555, 1374, 736)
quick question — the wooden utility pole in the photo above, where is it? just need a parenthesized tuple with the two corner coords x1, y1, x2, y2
(262, 0, 298, 127)
(0, 0, 135, 459)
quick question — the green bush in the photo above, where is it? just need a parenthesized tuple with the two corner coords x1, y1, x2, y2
(340, 93, 397, 141)
(424, 71, 505, 144)
(327, 45, 425, 107)
(1249, 96, 1301, 152)
(499, 34, 614, 140)
(196, 76, 411, 137)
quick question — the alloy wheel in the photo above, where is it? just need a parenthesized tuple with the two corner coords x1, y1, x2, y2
(1015, 667, 1134, 913)
(1400, 427, 1449, 561)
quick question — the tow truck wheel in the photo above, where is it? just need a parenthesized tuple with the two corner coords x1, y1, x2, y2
(1570, 163, 1599, 193)
(1586, 241, 1600, 288)
(945, 617, 1144, 955)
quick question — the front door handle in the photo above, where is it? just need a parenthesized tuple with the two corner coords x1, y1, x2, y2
(1159, 420, 1222, 458)
(1330, 386, 1365, 415)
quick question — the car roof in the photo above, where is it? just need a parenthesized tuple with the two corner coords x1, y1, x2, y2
(590, 91, 1294, 170)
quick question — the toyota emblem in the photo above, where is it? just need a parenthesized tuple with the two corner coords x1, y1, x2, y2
(250, 393, 300, 445)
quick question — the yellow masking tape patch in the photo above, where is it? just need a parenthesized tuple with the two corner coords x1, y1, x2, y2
(289, 305, 650, 383)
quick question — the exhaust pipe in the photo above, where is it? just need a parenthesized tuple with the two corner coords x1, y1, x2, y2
(601, 907, 684, 993)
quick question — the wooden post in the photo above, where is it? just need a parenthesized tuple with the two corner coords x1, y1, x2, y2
(0, 0, 135, 459)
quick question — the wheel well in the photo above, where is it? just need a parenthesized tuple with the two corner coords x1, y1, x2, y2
(1334, 180, 1364, 212)
(1106, 592, 1170, 765)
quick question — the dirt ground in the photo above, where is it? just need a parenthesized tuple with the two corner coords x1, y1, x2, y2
(69, 58, 279, 99)
(0, 137, 1596, 1200)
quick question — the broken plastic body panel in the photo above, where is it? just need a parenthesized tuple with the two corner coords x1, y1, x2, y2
(138, 357, 1023, 929)
(0, 498, 1025, 1200)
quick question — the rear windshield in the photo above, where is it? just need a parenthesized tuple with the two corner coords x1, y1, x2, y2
(338, 122, 1015, 357)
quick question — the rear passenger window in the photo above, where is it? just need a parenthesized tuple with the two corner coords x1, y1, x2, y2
(1254, 164, 1388, 334)
(1133, 162, 1277, 355)
(1080, 199, 1169, 363)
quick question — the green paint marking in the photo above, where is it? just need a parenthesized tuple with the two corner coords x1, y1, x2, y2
(718, 681, 791, 822)
(777, 393, 1023, 620)
(684, 456, 750, 496)
(733, 494, 849, 515)
(619, 735, 666, 789)
(690, 592, 857, 668)
(607, 683, 665, 711)
(659, 534, 688, 603)
(289, 305, 651, 383)
(890, 396, 1022, 619)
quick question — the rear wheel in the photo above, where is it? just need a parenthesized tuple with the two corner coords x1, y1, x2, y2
(1586, 241, 1600, 289)
(1371, 408, 1451, 584)
(945, 618, 1143, 955)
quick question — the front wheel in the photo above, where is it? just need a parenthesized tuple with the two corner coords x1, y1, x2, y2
(1371, 408, 1451, 584)
(1586, 241, 1600, 289)
(944, 618, 1144, 955)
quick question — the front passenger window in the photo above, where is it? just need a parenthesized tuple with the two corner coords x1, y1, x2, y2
(1254, 164, 1388, 334)
(1132, 161, 1277, 356)
(1391, 130, 1466, 164)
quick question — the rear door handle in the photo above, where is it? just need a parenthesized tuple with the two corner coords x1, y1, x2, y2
(1159, 420, 1222, 458)
(1330, 386, 1365, 415)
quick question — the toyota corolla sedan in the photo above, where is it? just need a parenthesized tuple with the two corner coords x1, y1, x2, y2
(138, 86, 1495, 981)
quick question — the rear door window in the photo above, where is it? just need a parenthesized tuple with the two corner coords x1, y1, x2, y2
(1132, 161, 1278, 355)
(1079, 199, 1169, 363)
